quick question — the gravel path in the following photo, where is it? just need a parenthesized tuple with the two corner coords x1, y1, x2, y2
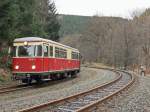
(97, 73, 150, 112)
(0, 67, 117, 112)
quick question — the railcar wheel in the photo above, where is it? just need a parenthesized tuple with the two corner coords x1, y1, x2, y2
(35, 78, 42, 84)
(67, 72, 72, 78)
(56, 73, 64, 80)
(22, 78, 32, 85)
(51, 74, 57, 80)
(59, 73, 65, 79)
(64, 73, 68, 78)
(71, 71, 78, 78)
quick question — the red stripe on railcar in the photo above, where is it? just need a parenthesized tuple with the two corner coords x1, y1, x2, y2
(13, 57, 80, 73)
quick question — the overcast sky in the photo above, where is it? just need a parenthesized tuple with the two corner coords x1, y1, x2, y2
(54, 0, 150, 18)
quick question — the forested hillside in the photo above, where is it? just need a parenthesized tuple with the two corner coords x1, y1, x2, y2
(61, 8, 150, 69)
(0, 0, 60, 44)
(58, 14, 91, 37)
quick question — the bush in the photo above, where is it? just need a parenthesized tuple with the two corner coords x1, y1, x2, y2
(0, 47, 12, 69)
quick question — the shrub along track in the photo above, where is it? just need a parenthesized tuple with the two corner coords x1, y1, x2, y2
(18, 68, 135, 112)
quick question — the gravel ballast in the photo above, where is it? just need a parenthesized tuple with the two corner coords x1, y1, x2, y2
(0, 67, 117, 112)
(97, 74, 150, 112)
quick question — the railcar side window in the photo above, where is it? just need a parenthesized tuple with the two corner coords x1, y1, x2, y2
(72, 52, 79, 59)
(55, 47, 67, 58)
(50, 46, 53, 57)
(36, 45, 42, 56)
(60, 48, 67, 58)
(43, 46, 48, 57)
(55, 47, 59, 58)
(62, 49, 67, 58)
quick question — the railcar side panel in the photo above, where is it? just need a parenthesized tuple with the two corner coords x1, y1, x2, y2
(13, 58, 80, 73)
(43, 58, 49, 72)
(48, 58, 54, 71)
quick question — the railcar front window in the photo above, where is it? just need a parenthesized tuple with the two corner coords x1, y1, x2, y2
(18, 45, 35, 57)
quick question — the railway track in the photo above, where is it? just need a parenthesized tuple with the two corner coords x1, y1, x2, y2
(18, 68, 134, 112)
(0, 77, 76, 94)
(0, 84, 33, 94)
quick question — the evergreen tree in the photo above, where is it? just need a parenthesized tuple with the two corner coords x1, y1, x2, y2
(18, 0, 45, 37)
(46, 1, 60, 41)
(37, 0, 60, 41)
(0, 0, 60, 44)
(0, 0, 20, 42)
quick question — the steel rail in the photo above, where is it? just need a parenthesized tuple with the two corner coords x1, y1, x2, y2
(0, 77, 76, 94)
(0, 84, 32, 94)
(76, 71, 135, 112)
(18, 68, 122, 112)
(0, 84, 28, 91)
(0, 85, 21, 91)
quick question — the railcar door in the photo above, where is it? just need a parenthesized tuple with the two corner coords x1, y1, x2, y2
(43, 44, 49, 72)
(35, 45, 43, 72)
(49, 45, 54, 71)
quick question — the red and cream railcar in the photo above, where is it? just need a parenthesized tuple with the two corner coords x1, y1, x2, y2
(12, 37, 80, 83)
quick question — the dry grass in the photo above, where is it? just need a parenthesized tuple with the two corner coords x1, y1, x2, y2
(0, 68, 11, 83)
(82, 62, 114, 69)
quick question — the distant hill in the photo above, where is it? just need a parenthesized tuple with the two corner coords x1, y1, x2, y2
(58, 14, 91, 37)
(59, 15, 131, 66)
(59, 9, 150, 68)
(58, 14, 128, 37)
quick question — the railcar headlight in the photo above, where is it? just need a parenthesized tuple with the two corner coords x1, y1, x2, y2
(32, 65, 36, 70)
(24, 41, 28, 45)
(15, 65, 19, 70)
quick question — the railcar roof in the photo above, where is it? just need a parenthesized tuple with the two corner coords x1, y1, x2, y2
(14, 37, 79, 52)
